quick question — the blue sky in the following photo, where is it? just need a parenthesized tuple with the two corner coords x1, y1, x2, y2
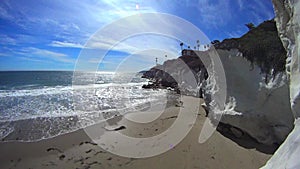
(0, 0, 275, 71)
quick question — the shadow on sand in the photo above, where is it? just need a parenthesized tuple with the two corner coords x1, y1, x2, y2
(216, 122, 279, 155)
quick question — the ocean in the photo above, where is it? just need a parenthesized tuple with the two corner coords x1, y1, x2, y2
(0, 71, 177, 142)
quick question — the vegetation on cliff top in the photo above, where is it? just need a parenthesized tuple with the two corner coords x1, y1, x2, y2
(214, 19, 286, 76)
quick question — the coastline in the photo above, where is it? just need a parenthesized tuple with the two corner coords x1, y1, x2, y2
(0, 96, 271, 169)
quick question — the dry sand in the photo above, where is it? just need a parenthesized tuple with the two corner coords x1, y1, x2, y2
(0, 96, 271, 169)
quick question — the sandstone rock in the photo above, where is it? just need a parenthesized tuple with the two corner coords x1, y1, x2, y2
(262, 0, 300, 168)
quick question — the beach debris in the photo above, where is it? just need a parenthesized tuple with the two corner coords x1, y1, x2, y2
(46, 147, 63, 153)
(94, 150, 105, 155)
(86, 141, 98, 146)
(59, 154, 66, 160)
(104, 125, 126, 131)
(85, 149, 93, 153)
(107, 157, 112, 161)
(74, 157, 85, 164)
(161, 116, 178, 120)
(79, 141, 98, 146)
(88, 161, 100, 166)
(175, 101, 183, 107)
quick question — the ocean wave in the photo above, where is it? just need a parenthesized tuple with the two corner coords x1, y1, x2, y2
(0, 81, 148, 97)
(0, 95, 174, 142)
(0, 72, 175, 142)
(0, 86, 165, 120)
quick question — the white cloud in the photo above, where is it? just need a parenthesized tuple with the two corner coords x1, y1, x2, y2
(196, 0, 232, 28)
(49, 41, 85, 48)
(91, 0, 156, 21)
(0, 53, 9, 57)
(18, 56, 47, 63)
(0, 6, 13, 20)
(247, 0, 274, 24)
(86, 35, 139, 53)
(76, 11, 212, 71)
(0, 35, 16, 45)
(254, 0, 274, 18)
(17, 47, 75, 63)
(0, 0, 158, 53)
(0, 0, 14, 20)
(86, 33, 181, 58)
(88, 58, 100, 64)
(84, 11, 206, 55)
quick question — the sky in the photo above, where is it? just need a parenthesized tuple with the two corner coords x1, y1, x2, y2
(0, 0, 275, 71)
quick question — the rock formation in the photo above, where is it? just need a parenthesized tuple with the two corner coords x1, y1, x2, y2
(142, 50, 208, 97)
(262, 0, 300, 168)
(142, 19, 295, 146)
(272, 0, 300, 119)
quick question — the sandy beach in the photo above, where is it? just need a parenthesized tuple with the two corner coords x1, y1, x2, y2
(0, 96, 271, 169)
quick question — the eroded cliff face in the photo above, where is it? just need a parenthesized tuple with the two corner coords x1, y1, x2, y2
(209, 49, 293, 145)
(262, 0, 300, 168)
(142, 20, 295, 146)
(209, 21, 295, 145)
(272, 0, 300, 119)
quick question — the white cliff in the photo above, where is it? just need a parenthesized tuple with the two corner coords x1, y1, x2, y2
(272, 0, 300, 118)
(262, 119, 300, 169)
(262, 0, 300, 168)
(205, 49, 294, 145)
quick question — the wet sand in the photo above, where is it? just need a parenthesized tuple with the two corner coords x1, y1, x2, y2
(0, 96, 271, 169)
